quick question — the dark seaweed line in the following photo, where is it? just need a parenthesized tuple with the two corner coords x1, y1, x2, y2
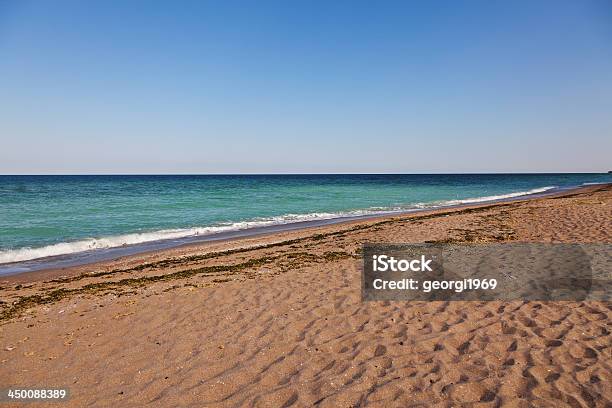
(1, 255, 277, 322)
(1, 251, 355, 322)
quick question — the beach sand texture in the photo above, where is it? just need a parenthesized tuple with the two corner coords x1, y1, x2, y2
(1, 185, 610, 407)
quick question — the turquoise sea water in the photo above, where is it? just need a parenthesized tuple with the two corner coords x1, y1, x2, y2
(0, 174, 610, 271)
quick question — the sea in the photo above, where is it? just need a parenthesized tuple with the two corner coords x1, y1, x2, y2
(1, 174, 610, 275)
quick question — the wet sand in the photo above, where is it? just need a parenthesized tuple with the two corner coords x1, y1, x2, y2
(0, 184, 610, 407)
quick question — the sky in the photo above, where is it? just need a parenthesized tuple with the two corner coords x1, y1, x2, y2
(0, 0, 611, 174)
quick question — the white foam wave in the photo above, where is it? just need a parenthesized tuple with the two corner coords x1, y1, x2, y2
(0, 185, 557, 265)
(438, 186, 556, 206)
(0, 211, 376, 264)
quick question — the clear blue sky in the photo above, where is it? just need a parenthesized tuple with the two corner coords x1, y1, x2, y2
(1, 0, 611, 174)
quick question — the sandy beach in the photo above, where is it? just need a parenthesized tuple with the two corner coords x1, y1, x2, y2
(0, 184, 610, 407)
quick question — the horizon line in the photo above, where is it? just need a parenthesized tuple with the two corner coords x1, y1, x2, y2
(1, 171, 610, 177)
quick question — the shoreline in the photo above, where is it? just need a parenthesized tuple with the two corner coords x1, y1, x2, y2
(1, 184, 567, 275)
(2, 183, 608, 284)
(0, 184, 577, 275)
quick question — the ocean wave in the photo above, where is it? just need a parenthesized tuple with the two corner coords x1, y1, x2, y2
(436, 186, 556, 206)
(0, 211, 377, 264)
(0, 185, 556, 265)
